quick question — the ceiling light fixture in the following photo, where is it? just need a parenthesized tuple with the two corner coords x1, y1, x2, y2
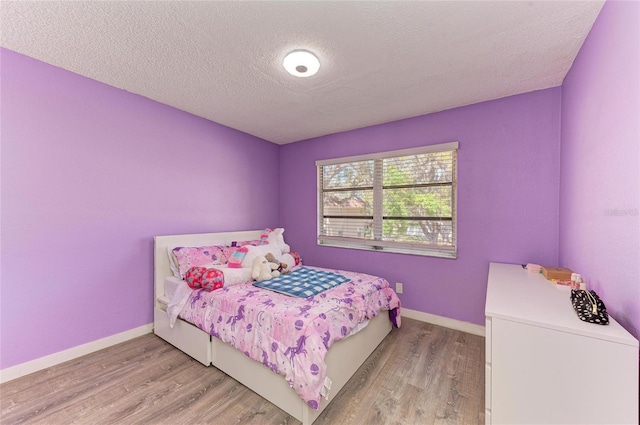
(283, 50, 320, 77)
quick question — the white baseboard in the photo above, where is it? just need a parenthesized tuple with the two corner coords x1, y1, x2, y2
(401, 308, 485, 337)
(0, 323, 153, 384)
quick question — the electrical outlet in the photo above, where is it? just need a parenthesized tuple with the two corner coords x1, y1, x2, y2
(395, 282, 403, 294)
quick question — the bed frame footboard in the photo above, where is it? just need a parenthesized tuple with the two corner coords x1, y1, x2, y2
(211, 312, 391, 424)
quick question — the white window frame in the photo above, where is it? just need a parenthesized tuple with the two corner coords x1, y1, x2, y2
(316, 141, 458, 258)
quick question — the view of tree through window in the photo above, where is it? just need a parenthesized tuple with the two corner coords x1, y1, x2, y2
(317, 143, 457, 257)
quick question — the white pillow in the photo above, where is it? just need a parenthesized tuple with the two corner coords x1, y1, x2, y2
(241, 244, 282, 268)
(215, 265, 253, 286)
(167, 246, 180, 278)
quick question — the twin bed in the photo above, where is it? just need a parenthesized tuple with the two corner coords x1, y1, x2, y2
(153, 230, 400, 424)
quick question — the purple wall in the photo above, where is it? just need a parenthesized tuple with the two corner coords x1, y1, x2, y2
(280, 88, 562, 325)
(0, 49, 279, 370)
(559, 0, 639, 340)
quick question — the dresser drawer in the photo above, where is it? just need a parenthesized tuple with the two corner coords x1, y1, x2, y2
(154, 308, 211, 365)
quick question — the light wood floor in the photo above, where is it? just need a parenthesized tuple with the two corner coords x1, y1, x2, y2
(1, 318, 485, 425)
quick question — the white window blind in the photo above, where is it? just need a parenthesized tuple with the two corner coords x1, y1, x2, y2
(317, 142, 458, 258)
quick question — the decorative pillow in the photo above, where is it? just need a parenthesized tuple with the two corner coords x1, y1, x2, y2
(185, 266, 224, 292)
(172, 245, 228, 279)
(225, 246, 248, 268)
(289, 250, 302, 266)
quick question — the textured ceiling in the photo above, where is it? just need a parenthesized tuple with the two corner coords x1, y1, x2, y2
(1, 1, 604, 144)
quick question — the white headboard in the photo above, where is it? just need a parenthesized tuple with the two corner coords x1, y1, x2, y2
(153, 230, 263, 309)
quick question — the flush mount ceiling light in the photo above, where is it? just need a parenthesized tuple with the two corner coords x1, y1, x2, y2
(283, 50, 320, 77)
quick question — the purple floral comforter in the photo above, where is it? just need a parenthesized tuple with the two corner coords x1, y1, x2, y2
(178, 266, 401, 410)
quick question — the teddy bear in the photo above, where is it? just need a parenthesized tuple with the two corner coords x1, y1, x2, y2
(251, 255, 274, 282)
(265, 253, 290, 277)
(251, 253, 291, 282)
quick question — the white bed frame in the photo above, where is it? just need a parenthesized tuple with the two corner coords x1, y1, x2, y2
(154, 230, 393, 425)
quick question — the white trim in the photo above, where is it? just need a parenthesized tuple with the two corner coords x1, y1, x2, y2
(316, 141, 459, 166)
(0, 323, 153, 384)
(317, 166, 324, 238)
(401, 308, 485, 337)
(372, 158, 383, 239)
(317, 237, 457, 258)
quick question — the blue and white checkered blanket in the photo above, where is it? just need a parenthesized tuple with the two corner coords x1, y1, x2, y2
(252, 267, 351, 298)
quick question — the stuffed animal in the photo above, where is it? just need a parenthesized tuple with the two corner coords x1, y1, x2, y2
(251, 255, 274, 282)
(251, 228, 299, 274)
(265, 253, 290, 276)
(266, 228, 291, 254)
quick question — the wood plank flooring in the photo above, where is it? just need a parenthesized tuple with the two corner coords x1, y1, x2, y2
(1, 318, 485, 424)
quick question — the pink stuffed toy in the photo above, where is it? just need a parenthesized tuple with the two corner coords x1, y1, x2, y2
(185, 266, 224, 291)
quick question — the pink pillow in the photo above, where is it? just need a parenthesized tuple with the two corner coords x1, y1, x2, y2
(172, 245, 227, 279)
(289, 250, 302, 266)
(225, 246, 248, 268)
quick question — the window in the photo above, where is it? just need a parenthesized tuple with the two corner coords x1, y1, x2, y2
(317, 142, 458, 258)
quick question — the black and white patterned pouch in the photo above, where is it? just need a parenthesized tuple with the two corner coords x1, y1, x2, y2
(570, 289, 609, 325)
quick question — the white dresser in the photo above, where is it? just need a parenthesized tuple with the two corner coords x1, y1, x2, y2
(485, 262, 638, 424)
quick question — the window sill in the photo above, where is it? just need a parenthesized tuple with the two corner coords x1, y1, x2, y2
(317, 240, 457, 259)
